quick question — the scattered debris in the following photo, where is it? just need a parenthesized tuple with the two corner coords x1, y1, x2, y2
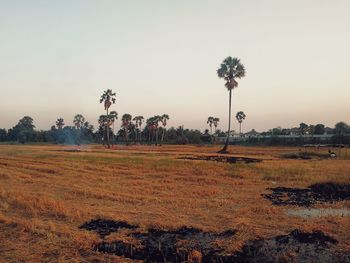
(263, 182, 350, 207)
(179, 155, 262, 164)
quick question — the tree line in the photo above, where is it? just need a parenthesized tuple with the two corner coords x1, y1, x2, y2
(0, 115, 349, 146)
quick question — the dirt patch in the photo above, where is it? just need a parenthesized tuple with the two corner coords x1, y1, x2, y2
(79, 219, 137, 238)
(179, 155, 262, 164)
(234, 229, 348, 263)
(263, 182, 350, 207)
(287, 208, 350, 218)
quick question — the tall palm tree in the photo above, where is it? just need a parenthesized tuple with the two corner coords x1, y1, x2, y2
(109, 111, 118, 147)
(146, 116, 161, 145)
(133, 116, 144, 142)
(73, 114, 85, 129)
(98, 115, 108, 146)
(153, 115, 162, 146)
(160, 114, 169, 144)
(56, 118, 65, 129)
(100, 89, 116, 148)
(121, 114, 132, 145)
(235, 111, 246, 135)
(213, 117, 220, 134)
(217, 57, 246, 153)
(207, 117, 214, 135)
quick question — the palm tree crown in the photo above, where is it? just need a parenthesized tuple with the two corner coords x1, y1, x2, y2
(56, 118, 65, 129)
(73, 114, 85, 129)
(236, 111, 246, 124)
(100, 89, 116, 112)
(217, 57, 245, 90)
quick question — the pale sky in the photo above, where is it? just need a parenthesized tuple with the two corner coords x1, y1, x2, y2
(0, 0, 349, 132)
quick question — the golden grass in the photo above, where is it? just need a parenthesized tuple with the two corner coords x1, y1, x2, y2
(0, 144, 349, 262)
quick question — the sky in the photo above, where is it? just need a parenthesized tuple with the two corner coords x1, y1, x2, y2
(0, 0, 349, 132)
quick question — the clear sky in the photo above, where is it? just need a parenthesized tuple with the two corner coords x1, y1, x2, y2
(1, 0, 349, 132)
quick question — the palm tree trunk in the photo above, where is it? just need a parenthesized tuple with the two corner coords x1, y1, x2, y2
(156, 128, 159, 146)
(112, 122, 115, 148)
(139, 124, 142, 142)
(240, 123, 242, 135)
(161, 126, 165, 145)
(106, 109, 110, 148)
(220, 89, 232, 153)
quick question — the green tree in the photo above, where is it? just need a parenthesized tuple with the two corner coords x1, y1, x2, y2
(217, 57, 246, 153)
(299, 122, 308, 135)
(18, 116, 35, 129)
(314, 124, 325, 135)
(334, 122, 349, 135)
(235, 111, 246, 134)
(100, 89, 116, 148)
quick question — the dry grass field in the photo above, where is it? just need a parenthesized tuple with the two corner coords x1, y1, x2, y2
(0, 144, 349, 262)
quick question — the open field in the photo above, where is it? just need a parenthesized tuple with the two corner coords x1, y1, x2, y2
(0, 144, 350, 262)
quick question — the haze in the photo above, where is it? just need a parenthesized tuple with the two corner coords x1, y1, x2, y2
(0, 0, 349, 132)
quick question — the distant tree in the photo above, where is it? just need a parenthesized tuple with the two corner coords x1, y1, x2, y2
(217, 57, 246, 153)
(0, 129, 7, 142)
(100, 89, 116, 148)
(146, 116, 161, 145)
(133, 116, 144, 142)
(98, 115, 108, 146)
(299, 122, 308, 135)
(73, 114, 85, 129)
(11, 116, 35, 143)
(56, 118, 65, 129)
(160, 114, 170, 144)
(213, 117, 220, 133)
(109, 111, 118, 146)
(121, 114, 132, 145)
(334, 121, 349, 135)
(235, 111, 246, 134)
(18, 116, 35, 130)
(313, 124, 325, 135)
(207, 117, 214, 134)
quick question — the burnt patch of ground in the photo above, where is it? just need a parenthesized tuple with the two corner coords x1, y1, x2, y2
(179, 155, 262, 164)
(81, 221, 349, 263)
(79, 219, 138, 238)
(84, 223, 236, 262)
(233, 229, 349, 263)
(281, 151, 333, 160)
(263, 182, 350, 207)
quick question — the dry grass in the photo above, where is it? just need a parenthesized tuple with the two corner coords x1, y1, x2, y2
(0, 144, 349, 262)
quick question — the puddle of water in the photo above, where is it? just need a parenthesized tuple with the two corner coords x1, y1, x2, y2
(287, 208, 350, 218)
